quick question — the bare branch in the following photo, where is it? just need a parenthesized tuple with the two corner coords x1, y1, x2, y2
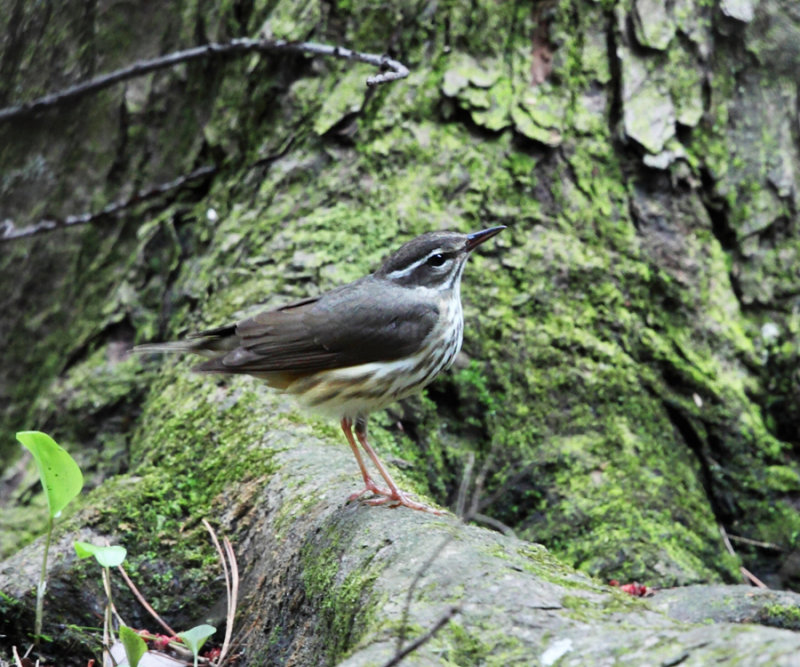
(455, 452, 475, 518)
(201, 519, 240, 667)
(381, 606, 460, 667)
(719, 523, 770, 589)
(386, 439, 517, 665)
(222, 537, 240, 666)
(472, 512, 517, 537)
(718, 523, 736, 557)
(0, 38, 408, 124)
(117, 564, 177, 637)
(0, 165, 216, 243)
(727, 534, 785, 551)
(740, 566, 769, 589)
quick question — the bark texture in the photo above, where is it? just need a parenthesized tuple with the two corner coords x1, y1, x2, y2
(3, 430, 800, 665)
(1, 0, 799, 664)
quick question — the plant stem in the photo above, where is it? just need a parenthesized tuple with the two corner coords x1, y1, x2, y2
(102, 567, 115, 640)
(34, 516, 54, 643)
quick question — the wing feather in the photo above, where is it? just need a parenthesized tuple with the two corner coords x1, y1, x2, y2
(194, 277, 438, 375)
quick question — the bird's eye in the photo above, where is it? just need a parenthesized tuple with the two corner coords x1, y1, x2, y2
(427, 253, 447, 267)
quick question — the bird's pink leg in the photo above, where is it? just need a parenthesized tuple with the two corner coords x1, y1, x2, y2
(354, 419, 444, 515)
(341, 417, 391, 500)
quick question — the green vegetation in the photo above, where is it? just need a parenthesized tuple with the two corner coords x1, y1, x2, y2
(119, 625, 148, 667)
(3, 0, 800, 661)
(6, 0, 798, 589)
(8, 427, 232, 665)
(16, 431, 83, 642)
(178, 624, 217, 667)
(74, 542, 127, 568)
(74, 540, 128, 651)
(758, 603, 800, 631)
(301, 526, 383, 663)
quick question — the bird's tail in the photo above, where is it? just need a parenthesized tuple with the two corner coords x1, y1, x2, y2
(133, 327, 237, 358)
(132, 340, 203, 354)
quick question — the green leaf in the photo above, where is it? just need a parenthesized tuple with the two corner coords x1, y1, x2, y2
(178, 624, 216, 663)
(74, 542, 127, 568)
(119, 625, 148, 667)
(17, 431, 83, 519)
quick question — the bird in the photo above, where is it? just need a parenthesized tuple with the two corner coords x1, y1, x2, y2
(135, 226, 505, 513)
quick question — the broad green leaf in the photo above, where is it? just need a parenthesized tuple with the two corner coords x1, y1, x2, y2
(74, 541, 127, 568)
(119, 625, 148, 667)
(178, 624, 216, 663)
(17, 431, 83, 519)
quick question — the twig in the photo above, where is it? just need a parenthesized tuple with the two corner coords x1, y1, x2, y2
(0, 164, 216, 242)
(395, 532, 457, 654)
(392, 441, 500, 661)
(718, 524, 736, 557)
(469, 447, 495, 519)
(117, 564, 177, 636)
(1, 130, 298, 243)
(727, 534, 784, 551)
(0, 38, 408, 124)
(455, 452, 475, 518)
(102, 567, 127, 631)
(475, 462, 535, 515)
(203, 519, 231, 621)
(102, 592, 111, 667)
(719, 524, 769, 589)
(740, 566, 769, 589)
(0, 40, 403, 241)
(381, 606, 460, 667)
(201, 519, 239, 667)
(101, 567, 119, 667)
(472, 513, 517, 537)
(11, 646, 24, 667)
(221, 537, 239, 667)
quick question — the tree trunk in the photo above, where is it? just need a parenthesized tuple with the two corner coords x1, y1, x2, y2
(1, 0, 799, 664)
(4, 425, 800, 664)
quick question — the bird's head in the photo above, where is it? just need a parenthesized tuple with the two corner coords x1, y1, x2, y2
(376, 226, 505, 291)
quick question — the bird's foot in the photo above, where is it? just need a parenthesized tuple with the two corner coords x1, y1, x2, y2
(363, 489, 445, 515)
(347, 477, 392, 502)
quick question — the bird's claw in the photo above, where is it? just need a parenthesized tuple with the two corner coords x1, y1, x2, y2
(347, 478, 392, 502)
(355, 488, 444, 515)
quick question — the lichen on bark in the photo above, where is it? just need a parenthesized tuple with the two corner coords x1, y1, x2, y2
(2, 0, 800, 663)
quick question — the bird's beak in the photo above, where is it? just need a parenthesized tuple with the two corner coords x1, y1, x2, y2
(465, 226, 506, 252)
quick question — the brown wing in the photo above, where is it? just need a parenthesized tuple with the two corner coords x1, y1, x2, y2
(194, 276, 438, 374)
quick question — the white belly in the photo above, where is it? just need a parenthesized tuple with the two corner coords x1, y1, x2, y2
(287, 299, 464, 420)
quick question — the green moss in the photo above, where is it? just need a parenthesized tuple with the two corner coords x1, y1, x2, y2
(427, 617, 533, 666)
(763, 466, 800, 493)
(559, 589, 647, 626)
(757, 603, 800, 631)
(5, 5, 800, 655)
(513, 544, 605, 591)
(442, 622, 491, 666)
(40, 366, 282, 618)
(301, 528, 383, 663)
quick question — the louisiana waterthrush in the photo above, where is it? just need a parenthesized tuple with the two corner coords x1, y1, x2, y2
(136, 226, 504, 513)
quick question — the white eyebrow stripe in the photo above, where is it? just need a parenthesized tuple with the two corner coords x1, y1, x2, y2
(385, 247, 449, 280)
